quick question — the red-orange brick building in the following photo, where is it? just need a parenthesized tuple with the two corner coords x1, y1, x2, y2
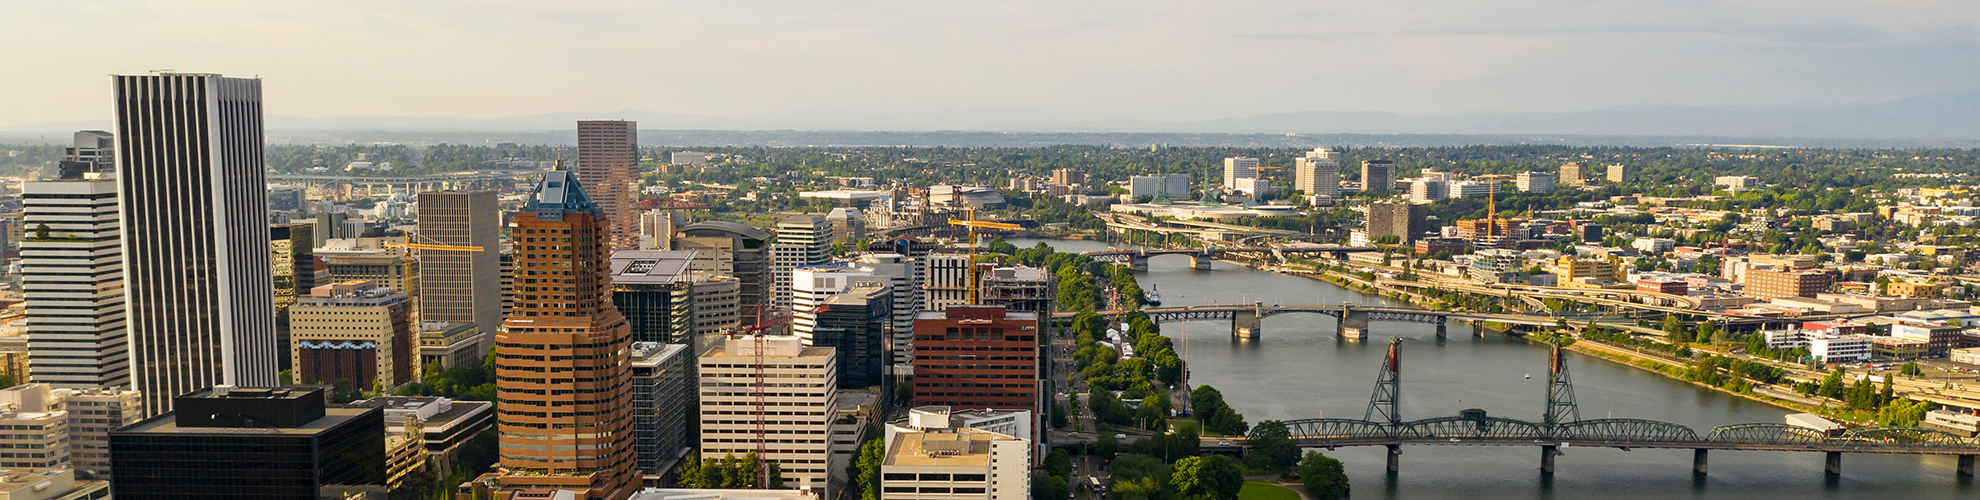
(486, 165, 638, 500)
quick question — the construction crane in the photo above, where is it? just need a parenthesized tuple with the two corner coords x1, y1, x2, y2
(382, 232, 486, 253)
(721, 301, 830, 489)
(947, 208, 1021, 304)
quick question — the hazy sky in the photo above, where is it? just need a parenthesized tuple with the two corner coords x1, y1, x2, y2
(3, 0, 1977, 127)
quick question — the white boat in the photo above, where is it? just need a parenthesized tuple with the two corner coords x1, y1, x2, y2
(1343, 327, 1365, 340)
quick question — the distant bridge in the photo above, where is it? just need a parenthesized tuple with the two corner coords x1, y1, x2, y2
(268, 170, 539, 190)
(1061, 303, 1563, 339)
(1081, 246, 1382, 270)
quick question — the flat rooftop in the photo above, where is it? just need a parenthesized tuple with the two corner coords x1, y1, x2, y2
(884, 430, 997, 468)
(117, 407, 376, 437)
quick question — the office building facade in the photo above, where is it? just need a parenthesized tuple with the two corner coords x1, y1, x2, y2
(21, 178, 129, 389)
(577, 120, 640, 250)
(1295, 148, 1342, 198)
(287, 281, 415, 391)
(110, 386, 387, 499)
(630, 342, 694, 477)
(812, 282, 892, 389)
(911, 306, 1041, 412)
(1517, 172, 1555, 193)
(1221, 157, 1258, 190)
(772, 215, 835, 311)
(1361, 160, 1396, 193)
(490, 167, 639, 500)
(112, 72, 280, 416)
(697, 336, 840, 493)
(417, 190, 501, 357)
(611, 251, 699, 345)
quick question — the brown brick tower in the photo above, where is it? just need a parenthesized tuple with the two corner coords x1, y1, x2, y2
(489, 162, 638, 500)
(577, 120, 638, 251)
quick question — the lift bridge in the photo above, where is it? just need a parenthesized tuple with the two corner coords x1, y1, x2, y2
(1273, 339, 1980, 477)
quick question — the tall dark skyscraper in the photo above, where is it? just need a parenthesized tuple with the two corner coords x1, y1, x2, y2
(488, 165, 638, 500)
(577, 120, 638, 251)
(112, 72, 280, 416)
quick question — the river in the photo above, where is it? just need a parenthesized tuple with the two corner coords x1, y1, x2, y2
(1009, 238, 1975, 499)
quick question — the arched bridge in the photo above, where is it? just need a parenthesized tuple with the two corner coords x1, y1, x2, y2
(1081, 246, 1382, 270)
(1230, 340, 1980, 478)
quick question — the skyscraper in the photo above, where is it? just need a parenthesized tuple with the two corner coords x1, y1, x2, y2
(1362, 160, 1396, 193)
(22, 176, 128, 389)
(577, 120, 639, 251)
(112, 72, 279, 416)
(490, 166, 638, 500)
(1222, 157, 1259, 190)
(771, 214, 834, 310)
(1295, 148, 1341, 198)
(417, 190, 501, 356)
(271, 223, 314, 371)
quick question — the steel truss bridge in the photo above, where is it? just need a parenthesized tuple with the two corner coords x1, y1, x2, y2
(1082, 246, 1381, 270)
(1271, 340, 1980, 476)
(1102, 303, 1559, 339)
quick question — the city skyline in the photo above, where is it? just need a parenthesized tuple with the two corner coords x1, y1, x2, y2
(2, 2, 1978, 133)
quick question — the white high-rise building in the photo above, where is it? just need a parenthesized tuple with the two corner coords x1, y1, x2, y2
(882, 406, 1032, 500)
(1517, 172, 1556, 193)
(1295, 148, 1341, 198)
(1448, 180, 1495, 199)
(855, 253, 924, 366)
(792, 264, 880, 345)
(112, 73, 279, 416)
(772, 214, 835, 311)
(22, 178, 128, 389)
(698, 336, 843, 494)
(1222, 157, 1259, 190)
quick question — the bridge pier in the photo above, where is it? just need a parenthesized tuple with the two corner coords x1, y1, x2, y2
(1385, 444, 1400, 473)
(1189, 253, 1212, 270)
(1540, 445, 1559, 474)
(1959, 454, 1974, 477)
(1129, 255, 1149, 272)
(1435, 317, 1447, 338)
(1233, 306, 1262, 339)
(1825, 451, 1842, 476)
(1693, 449, 1708, 475)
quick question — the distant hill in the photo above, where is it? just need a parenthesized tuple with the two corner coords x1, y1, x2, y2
(5, 90, 1978, 147)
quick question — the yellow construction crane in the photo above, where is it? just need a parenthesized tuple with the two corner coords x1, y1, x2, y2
(383, 232, 486, 253)
(948, 208, 1020, 304)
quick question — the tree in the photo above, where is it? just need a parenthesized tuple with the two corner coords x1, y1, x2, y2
(1171, 455, 1244, 500)
(33, 223, 49, 240)
(767, 462, 786, 489)
(846, 439, 885, 500)
(1046, 449, 1073, 479)
(1097, 432, 1121, 461)
(1033, 472, 1068, 500)
(1298, 451, 1350, 500)
(1662, 315, 1685, 339)
(1053, 403, 1070, 428)
(1243, 420, 1299, 472)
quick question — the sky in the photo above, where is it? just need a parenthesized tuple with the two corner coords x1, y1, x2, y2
(2, 0, 1978, 128)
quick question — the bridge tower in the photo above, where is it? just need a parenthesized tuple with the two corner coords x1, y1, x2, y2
(1366, 338, 1402, 472)
(1544, 342, 1581, 426)
(1365, 338, 1402, 424)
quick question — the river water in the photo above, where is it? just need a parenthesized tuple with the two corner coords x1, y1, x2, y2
(1009, 238, 1975, 499)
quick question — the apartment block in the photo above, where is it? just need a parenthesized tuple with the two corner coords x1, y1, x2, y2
(287, 280, 415, 391)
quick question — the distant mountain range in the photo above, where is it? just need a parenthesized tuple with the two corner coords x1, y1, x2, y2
(7, 90, 1979, 146)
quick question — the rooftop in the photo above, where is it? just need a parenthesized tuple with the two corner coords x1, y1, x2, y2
(610, 251, 699, 284)
(884, 429, 1018, 468)
(117, 406, 377, 437)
